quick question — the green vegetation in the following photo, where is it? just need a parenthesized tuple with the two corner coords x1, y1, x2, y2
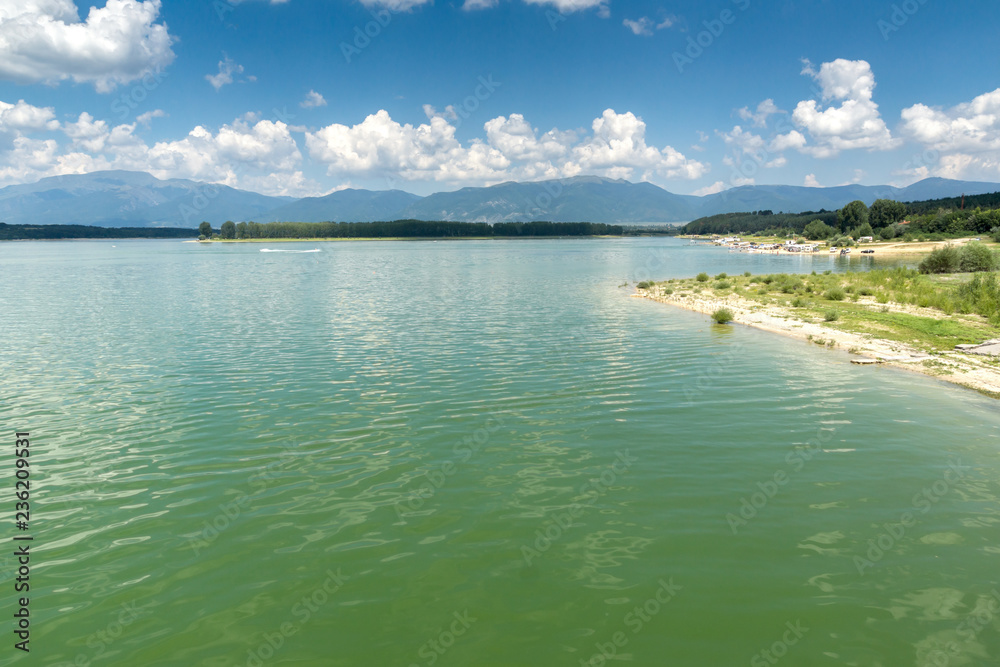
(217, 219, 623, 239)
(824, 288, 846, 301)
(654, 267, 1000, 351)
(682, 191, 1000, 241)
(0, 222, 197, 241)
(221, 221, 236, 240)
(803, 219, 838, 240)
(696, 272, 710, 282)
(712, 308, 734, 324)
(199, 221, 212, 238)
(919, 242, 999, 274)
(636, 281, 654, 290)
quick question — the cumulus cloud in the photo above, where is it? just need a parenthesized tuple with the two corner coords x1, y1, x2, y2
(791, 59, 899, 158)
(767, 130, 807, 153)
(306, 108, 705, 185)
(899, 88, 1000, 180)
(300, 90, 328, 108)
(623, 17, 653, 35)
(0, 100, 319, 196)
(804, 173, 821, 187)
(206, 55, 248, 91)
(0, 0, 175, 93)
(692, 181, 726, 196)
(737, 99, 782, 128)
(523, 0, 608, 15)
(358, 0, 432, 10)
(0, 100, 59, 133)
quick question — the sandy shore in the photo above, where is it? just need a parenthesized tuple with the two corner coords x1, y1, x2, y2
(635, 285, 1000, 398)
(689, 236, 996, 258)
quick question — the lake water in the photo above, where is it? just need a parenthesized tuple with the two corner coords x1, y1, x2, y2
(1, 238, 999, 667)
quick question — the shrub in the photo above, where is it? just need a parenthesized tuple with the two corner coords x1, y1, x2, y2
(761, 275, 776, 284)
(715, 281, 732, 290)
(715, 272, 728, 280)
(696, 272, 710, 282)
(663, 288, 674, 295)
(824, 288, 846, 301)
(636, 281, 654, 289)
(992, 226, 1000, 243)
(858, 287, 875, 297)
(791, 297, 807, 308)
(744, 271, 752, 277)
(958, 241, 999, 273)
(956, 272, 1000, 323)
(824, 310, 839, 322)
(712, 308, 734, 324)
(918, 245, 960, 274)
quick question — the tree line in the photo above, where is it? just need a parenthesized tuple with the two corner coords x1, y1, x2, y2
(0, 223, 197, 240)
(200, 219, 624, 239)
(683, 193, 1000, 242)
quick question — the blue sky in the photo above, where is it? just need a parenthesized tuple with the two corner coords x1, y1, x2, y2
(0, 0, 998, 197)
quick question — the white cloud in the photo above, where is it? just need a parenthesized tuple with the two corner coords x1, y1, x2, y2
(300, 90, 328, 109)
(899, 88, 1000, 180)
(737, 99, 782, 128)
(764, 156, 786, 168)
(693, 181, 726, 196)
(804, 173, 821, 187)
(136, 110, 166, 127)
(523, 0, 608, 14)
(359, 0, 432, 10)
(0, 0, 175, 93)
(206, 55, 246, 91)
(0, 100, 59, 133)
(462, 0, 498, 8)
(306, 108, 705, 185)
(791, 59, 899, 158)
(623, 17, 653, 36)
(767, 130, 806, 153)
(0, 100, 319, 196)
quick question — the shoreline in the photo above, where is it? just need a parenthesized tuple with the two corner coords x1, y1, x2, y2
(682, 235, 997, 258)
(635, 281, 1000, 399)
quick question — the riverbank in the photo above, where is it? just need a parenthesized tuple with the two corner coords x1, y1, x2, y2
(636, 269, 1000, 398)
(683, 235, 997, 258)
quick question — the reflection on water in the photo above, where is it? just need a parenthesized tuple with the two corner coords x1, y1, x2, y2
(0, 238, 997, 666)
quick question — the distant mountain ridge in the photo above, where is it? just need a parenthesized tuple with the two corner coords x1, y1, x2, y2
(1, 170, 997, 228)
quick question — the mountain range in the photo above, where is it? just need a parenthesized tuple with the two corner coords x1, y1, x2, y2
(1, 170, 998, 228)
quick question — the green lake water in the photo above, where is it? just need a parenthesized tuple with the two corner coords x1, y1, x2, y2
(1, 238, 999, 666)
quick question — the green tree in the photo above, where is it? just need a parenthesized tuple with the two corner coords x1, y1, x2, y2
(803, 219, 836, 240)
(918, 246, 960, 274)
(838, 200, 869, 231)
(221, 220, 236, 239)
(198, 221, 212, 237)
(236, 222, 248, 239)
(869, 199, 907, 228)
(958, 241, 999, 273)
(855, 222, 874, 238)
